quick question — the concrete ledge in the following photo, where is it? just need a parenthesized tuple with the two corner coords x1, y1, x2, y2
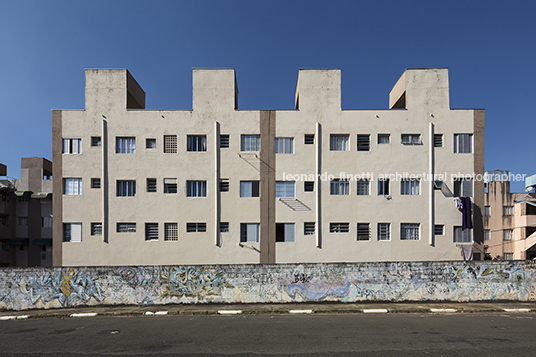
(0, 315, 28, 321)
(218, 310, 242, 315)
(430, 308, 457, 313)
(70, 313, 98, 318)
(503, 308, 531, 313)
(362, 309, 388, 314)
(289, 309, 313, 314)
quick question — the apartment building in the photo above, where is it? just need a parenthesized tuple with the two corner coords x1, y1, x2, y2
(0, 158, 53, 266)
(52, 68, 484, 266)
(483, 171, 536, 260)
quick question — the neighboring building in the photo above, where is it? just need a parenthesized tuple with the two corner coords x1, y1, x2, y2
(52, 68, 484, 266)
(0, 158, 53, 267)
(483, 171, 536, 260)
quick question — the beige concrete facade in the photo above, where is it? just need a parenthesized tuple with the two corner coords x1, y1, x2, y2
(53, 68, 484, 266)
(484, 171, 536, 260)
(0, 158, 53, 267)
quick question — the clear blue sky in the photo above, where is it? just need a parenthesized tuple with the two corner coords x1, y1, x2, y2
(1, 0, 534, 191)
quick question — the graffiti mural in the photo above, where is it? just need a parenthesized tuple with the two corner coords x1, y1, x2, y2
(19, 268, 107, 307)
(160, 267, 233, 300)
(119, 267, 161, 305)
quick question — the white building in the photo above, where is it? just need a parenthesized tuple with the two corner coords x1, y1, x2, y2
(52, 68, 484, 266)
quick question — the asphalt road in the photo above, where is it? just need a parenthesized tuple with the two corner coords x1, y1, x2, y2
(1, 313, 536, 356)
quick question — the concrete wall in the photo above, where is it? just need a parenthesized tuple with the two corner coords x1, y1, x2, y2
(1, 260, 535, 311)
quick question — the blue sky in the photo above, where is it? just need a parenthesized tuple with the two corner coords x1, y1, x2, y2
(1, 0, 534, 191)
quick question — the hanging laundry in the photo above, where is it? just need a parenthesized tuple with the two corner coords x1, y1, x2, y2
(454, 197, 463, 210)
(460, 245, 473, 261)
(461, 196, 473, 230)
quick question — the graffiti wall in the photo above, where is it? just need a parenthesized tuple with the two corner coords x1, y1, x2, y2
(2, 261, 536, 310)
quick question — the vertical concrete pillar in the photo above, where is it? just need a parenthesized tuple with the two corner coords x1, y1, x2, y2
(52, 111, 63, 266)
(259, 110, 276, 264)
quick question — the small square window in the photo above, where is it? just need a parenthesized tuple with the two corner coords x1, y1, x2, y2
(91, 178, 101, 189)
(117, 223, 136, 233)
(304, 134, 315, 144)
(378, 223, 390, 241)
(220, 135, 230, 148)
(304, 181, 314, 192)
(220, 222, 229, 233)
(433, 134, 443, 148)
(91, 137, 101, 147)
(187, 135, 207, 152)
(164, 135, 177, 153)
(434, 225, 444, 235)
(91, 223, 102, 236)
(357, 135, 370, 151)
(330, 223, 349, 233)
(304, 222, 316, 235)
(187, 222, 207, 233)
(165, 223, 178, 241)
(401, 134, 422, 145)
(146, 138, 156, 149)
(145, 223, 158, 240)
(378, 134, 390, 144)
(147, 178, 157, 193)
(164, 178, 177, 194)
(357, 223, 370, 241)
(219, 179, 229, 192)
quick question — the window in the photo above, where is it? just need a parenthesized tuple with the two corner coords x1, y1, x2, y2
(240, 223, 260, 242)
(274, 138, 294, 154)
(276, 223, 295, 242)
(116, 137, 136, 153)
(453, 178, 473, 197)
(434, 225, 444, 235)
(145, 223, 158, 240)
(18, 196, 28, 202)
(241, 135, 261, 151)
(187, 181, 207, 197)
(91, 178, 101, 189)
(401, 179, 420, 195)
(164, 178, 177, 194)
(276, 181, 295, 198)
(91, 137, 101, 147)
(220, 135, 230, 148)
(164, 135, 177, 153)
(503, 229, 513, 241)
(484, 206, 491, 217)
(147, 178, 157, 193)
(18, 217, 28, 226)
(304, 134, 315, 144)
(330, 179, 350, 195)
(91, 223, 102, 236)
(42, 216, 53, 228)
(357, 223, 370, 241)
(62, 138, 82, 154)
(484, 229, 491, 241)
(219, 179, 229, 192)
(454, 227, 473, 243)
(304, 181, 314, 192)
(503, 206, 514, 216)
(117, 223, 136, 233)
(63, 223, 82, 242)
(378, 179, 390, 196)
(401, 134, 422, 145)
(220, 222, 229, 233)
(304, 222, 316, 235)
(165, 223, 178, 241)
(356, 180, 370, 195)
(378, 134, 390, 144)
(357, 135, 370, 151)
(378, 223, 390, 241)
(117, 180, 136, 197)
(146, 138, 156, 149)
(187, 135, 207, 152)
(401, 223, 420, 240)
(330, 134, 349, 151)
(330, 223, 349, 233)
(503, 253, 514, 260)
(63, 178, 82, 195)
(240, 181, 260, 197)
(433, 134, 443, 148)
(187, 223, 206, 232)
(454, 134, 473, 153)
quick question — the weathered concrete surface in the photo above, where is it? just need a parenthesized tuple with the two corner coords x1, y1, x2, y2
(1, 261, 535, 311)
